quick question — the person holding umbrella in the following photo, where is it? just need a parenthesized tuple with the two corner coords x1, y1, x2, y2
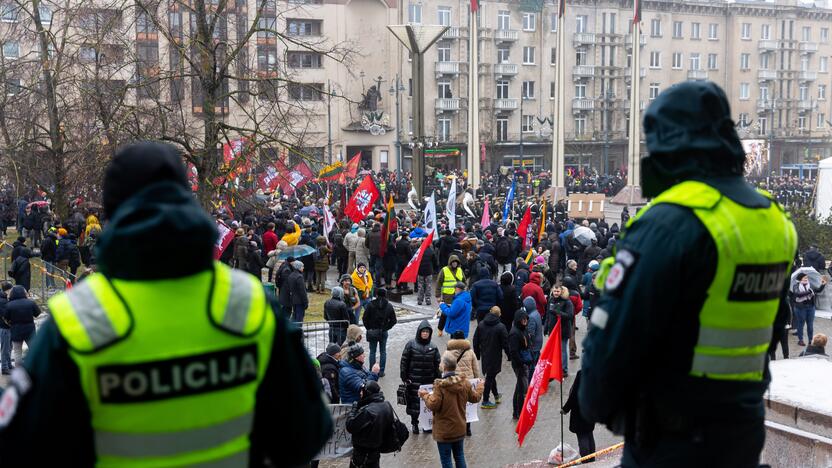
(792, 272, 827, 347)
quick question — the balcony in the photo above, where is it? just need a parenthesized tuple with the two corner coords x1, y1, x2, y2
(623, 67, 647, 82)
(624, 34, 647, 48)
(573, 33, 596, 45)
(435, 98, 463, 113)
(478, 63, 491, 75)
(493, 63, 518, 77)
(799, 71, 818, 82)
(443, 26, 468, 39)
(478, 28, 493, 40)
(572, 98, 594, 112)
(494, 98, 519, 111)
(800, 41, 818, 54)
(435, 61, 467, 77)
(756, 99, 773, 112)
(758, 40, 778, 51)
(494, 29, 519, 43)
(798, 100, 815, 112)
(573, 65, 595, 79)
(758, 70, 777, 81)
(687, 69, 708, 81)
(623, 100, 647, 112)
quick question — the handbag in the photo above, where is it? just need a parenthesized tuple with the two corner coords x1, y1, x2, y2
(396, 383, 407, 406)
(520, 349, 533, 364)
(379, 404, 410, 454)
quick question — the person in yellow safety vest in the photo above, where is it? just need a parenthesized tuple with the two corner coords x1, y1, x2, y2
(579, 82, 797, 468)
(435, 255, 465, 336)
(0, 142, 332, 467)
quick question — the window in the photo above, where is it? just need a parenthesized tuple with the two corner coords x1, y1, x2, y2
(575, 48, 587, 66)
(738, 113, 749, 127)
(550, 14, 557, 33)
(5, 78, 20, 96)
(741, 23, 751, 40)
(649, 83, 660, 100)
(761, 24, 770, 40)
(438, 80, 451, 98)
(575, 83, 586, 99)
(672, 21, 683, 39)
(287, 19, 322, 36)
(576, 15, 587, 34)
(550, 81, 555, 99)
(2, 42, 18, 59)
(821, 56, 828, 73)
(759, 117, 768, 136)
(408, 4, 421, 24)
(496, 118, 508, 141)
(437, 6, 451, 26)
(802, 26, 811, 42)
(672, 52, 683, 69)
(522, 115, 534, 133)
(437, 118, 451, 141)
(760, 54, 770, 70)
(287, 51, 322, 68)
(288, 83, 324, 101)
(550, 47, 556, 65)
(689, 53, 700, 70)
(0, 3, 18, 22)
(79, 46, 97, 61)
(522, 12, 535, 32)
(691, 23, 700, 40)
(39, 6, 52, 25)
(818, 113, 826, 128)
(650, 18, 661, 37)
(574, 116, 586, 135)
(760, 85, 769, 101)
(257, 46, 277, 70)
(437, 42, 451, 62)
(801, 56, 809, 72)
(822, 28, 829, 43)
(522, 80, 535, 99)
(799, 85, 808, 101)
(258, 17, 277, 38)
(708, 23, 718, 40)
(523, 46, 535, 65)
(798, 116, 806, 130)
(739, 83, 750, 100)
(740, 53, 750, 70)
(708, 53, 718, 70)
(497, 10, 510, 31)
(649, 51, 661, 69)
(819, 85, 826, 100)
(496, 80, 509, 99)
(169, 11, 183, 40)
(497, 47, 510, 63)
(137, 10, 157, 34)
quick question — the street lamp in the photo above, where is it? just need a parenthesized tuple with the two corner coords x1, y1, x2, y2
(389, 75, 406, 175)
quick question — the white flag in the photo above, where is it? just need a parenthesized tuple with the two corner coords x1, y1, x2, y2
(323, 203, 336, 247)
(423, 191, 438, 238)
(446, 178, 457, 232)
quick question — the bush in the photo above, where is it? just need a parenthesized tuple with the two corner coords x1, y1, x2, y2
(789, 209, 832, 259)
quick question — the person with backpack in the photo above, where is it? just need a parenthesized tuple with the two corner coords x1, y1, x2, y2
(317, 343, 342, 404)
(494, 233, 513, 276)
(362, 288, 397, 377)
(419, 352, 484, 468)
(346, 381, 395, 468)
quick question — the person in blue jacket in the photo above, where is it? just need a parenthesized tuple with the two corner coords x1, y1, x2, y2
(339, 344, 380, 404)
(439, 282, 472, 338)
(470, 267, 503, 322)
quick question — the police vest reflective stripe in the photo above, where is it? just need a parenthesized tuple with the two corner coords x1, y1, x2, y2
(380, 182, 386, 191)
(49, 263, 275, 467)
(441, 266, 464, 295)
(630, 181, 796, 382)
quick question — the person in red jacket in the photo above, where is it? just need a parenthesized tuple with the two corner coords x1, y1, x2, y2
(521, 271, 547, 317)
(263, 222, 278, 254)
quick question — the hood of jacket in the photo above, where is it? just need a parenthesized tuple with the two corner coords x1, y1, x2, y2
(448, 254, 461, 267)
(482, 312, 501, 326)
(454, 290, 472, 307)
(529, 272, 542, 285)
(480, 243, 496, 256)
(523, 296, 538, 314)
(447, 338, 472, 352)
(416, 319, 433, 344)
(478, 267, 491, 279)
(513, 310, 529, 330)
(435, 373, 467, 391)
(500, 271, 514, 286)
(96, 181, 215, 280)
(8, 285, 27, 301)
(516, 260, 529, 272)
(346, 324, 363, 344)
(357, 389, 385, 408)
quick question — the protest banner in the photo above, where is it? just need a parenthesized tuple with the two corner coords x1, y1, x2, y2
(314, 404, 353, 460)
(418, 379, 481, 431)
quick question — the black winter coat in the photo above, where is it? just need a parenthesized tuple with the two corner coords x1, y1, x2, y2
(508, 311, 530, 367)
(499, 283, 519, 332)
(418, 246, 438, 276)
(470, 271, 503, 320)
(545, 295, 574, 339)
(10, 253, 33, 292)
(400, 320, 440, 416)
(275, 262, 294, 305)
(562, 370, 594, 434)
(2, 286, 41, 342)
(40, 234, 57, 263)
(324, 298, 351, 330)
(346, 392, 394, 451)
(395, 238, 413, 274)
(0, 294, 9, 330)
(473, 313, 509, 375)
(438, 235, 459, 267)
(362, 297, 397, 331)
(286, 270, 308, 307)
(317, 352, 341, 403)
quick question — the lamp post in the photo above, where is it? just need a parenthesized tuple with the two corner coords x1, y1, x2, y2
(602, 88, 614, 176)
(389, 74, 405, 174)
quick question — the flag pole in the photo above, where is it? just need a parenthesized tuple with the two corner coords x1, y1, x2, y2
(560, 378, 564, 457)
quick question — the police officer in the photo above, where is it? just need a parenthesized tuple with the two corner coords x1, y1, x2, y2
(0, 143, 332, 466)
(579, 82, 796, 467)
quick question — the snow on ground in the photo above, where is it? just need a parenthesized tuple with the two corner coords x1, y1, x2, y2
(769, 358, 832, 416)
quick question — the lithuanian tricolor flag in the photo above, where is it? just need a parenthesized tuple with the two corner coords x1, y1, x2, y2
(318, 161, 344, 181)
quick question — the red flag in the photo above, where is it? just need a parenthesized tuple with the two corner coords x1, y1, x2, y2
(380, 195, 396, 257)
(633, 0, 641, 24)
(516, 318, 563, 446)
(214, 219, 236, 259)
(470, 0, 478, 12)
(344, 175, 380, 223)
(517, 205, 533, 250)
(340, 152, 362, 183)
(398, 231, 434, 284)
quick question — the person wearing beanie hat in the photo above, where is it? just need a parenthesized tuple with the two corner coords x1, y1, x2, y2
(339, 274, 361, 324)
(1, 142, 333, 467)
(338, 342, 380, 405)
(345, 379, 394, 468)
(361, 287, 396, 377)
(580, 82, 798, 467)
(351, 262, 374, 316)
(324, 287, 351, 346)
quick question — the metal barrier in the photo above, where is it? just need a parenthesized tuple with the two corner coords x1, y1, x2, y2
(300, 320, 352, 358)
(0, 239, 78, 309)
